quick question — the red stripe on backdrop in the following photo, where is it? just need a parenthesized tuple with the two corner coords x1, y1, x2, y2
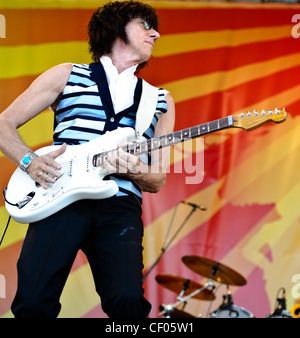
(142, 37, 300, 85)
(70, 250, 88, 273)
(285, 98, 300, 117)
(156, 7, 298, 34)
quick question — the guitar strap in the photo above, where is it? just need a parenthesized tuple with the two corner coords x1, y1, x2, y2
(90, 62, 158, 140)
(135, 79, 159, 140)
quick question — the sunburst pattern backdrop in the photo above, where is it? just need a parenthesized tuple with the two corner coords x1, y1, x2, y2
(1, 0, 300, 318)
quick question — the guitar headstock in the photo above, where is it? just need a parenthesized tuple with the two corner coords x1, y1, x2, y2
(232, 108, 287, 131)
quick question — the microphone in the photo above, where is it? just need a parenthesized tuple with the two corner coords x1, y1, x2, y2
(277, 288, 286, 311)
(181, 200, 207, 211)
(267, 287, 287, 317)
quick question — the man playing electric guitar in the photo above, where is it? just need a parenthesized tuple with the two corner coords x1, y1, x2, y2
(0, 1, 175, 318)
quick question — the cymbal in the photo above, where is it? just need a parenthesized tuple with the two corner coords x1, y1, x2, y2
(182, 256, 247, 286)
(155, 274, 215, 301)
(159, 305, 196, 319)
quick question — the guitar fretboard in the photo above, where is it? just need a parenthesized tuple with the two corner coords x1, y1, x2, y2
(92, 116, 233, 167)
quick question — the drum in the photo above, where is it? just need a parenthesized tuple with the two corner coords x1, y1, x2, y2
(210, 304, 255, 318)
(266, 310, 294, 318)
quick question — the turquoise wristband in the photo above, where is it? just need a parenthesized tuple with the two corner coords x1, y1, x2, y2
(19, 151, 38, 172)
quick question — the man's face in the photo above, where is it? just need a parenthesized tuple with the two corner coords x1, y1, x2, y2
(124, 17, 160, 64)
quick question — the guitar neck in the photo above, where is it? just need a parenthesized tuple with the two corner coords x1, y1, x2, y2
(92, 116, 233, 166)
(128, 116, 233, 155)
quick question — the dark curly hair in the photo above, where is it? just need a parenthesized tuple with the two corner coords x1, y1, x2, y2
(87, 1, 159, 68)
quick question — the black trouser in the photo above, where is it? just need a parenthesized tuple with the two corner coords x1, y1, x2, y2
(11, 195, 151, 318)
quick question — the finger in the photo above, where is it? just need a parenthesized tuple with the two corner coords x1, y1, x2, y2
(35, 170, 43, 182)
(34, 171, 52, 189)
(33, 156, 61, 179)
(27, 155, 62, 182)
(105, 148, 141, 174)
(107, 149, 119, 166)
(127, 156, 141, 174)
(118, 148, 140, 166)
(49, 143, 67, 158)
(116, 149, 141, 174)
(38, 143, 66, 171)
(103, 158, 118, 174)
(42, 164, 62, 179)
(116, 149, 133, 174)
(47, 143, 67, 169)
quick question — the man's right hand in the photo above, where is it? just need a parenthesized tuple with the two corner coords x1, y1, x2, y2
(27, 143, 67, 189)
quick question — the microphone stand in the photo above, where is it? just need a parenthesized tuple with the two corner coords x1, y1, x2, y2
(143, 205, 199, 281)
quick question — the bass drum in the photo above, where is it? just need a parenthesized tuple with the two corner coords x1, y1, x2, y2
(210, 305, 255, 318)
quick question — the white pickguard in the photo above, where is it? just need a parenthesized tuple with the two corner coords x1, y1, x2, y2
(5, 127, 136, 224)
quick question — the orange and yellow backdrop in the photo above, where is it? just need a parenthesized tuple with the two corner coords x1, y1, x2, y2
(1, 0, 300, 318)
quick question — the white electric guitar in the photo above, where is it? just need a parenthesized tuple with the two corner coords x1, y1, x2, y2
(4, 109, 287, 223)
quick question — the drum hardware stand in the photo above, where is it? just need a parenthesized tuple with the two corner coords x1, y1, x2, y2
(220, 285, 234, 309)
(210, 285, 240, 318)
(174, 279, 190, 312)
(178, 279, 190, 301)
(159, 279, 215, 317)
(143, 203, 202, 281)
